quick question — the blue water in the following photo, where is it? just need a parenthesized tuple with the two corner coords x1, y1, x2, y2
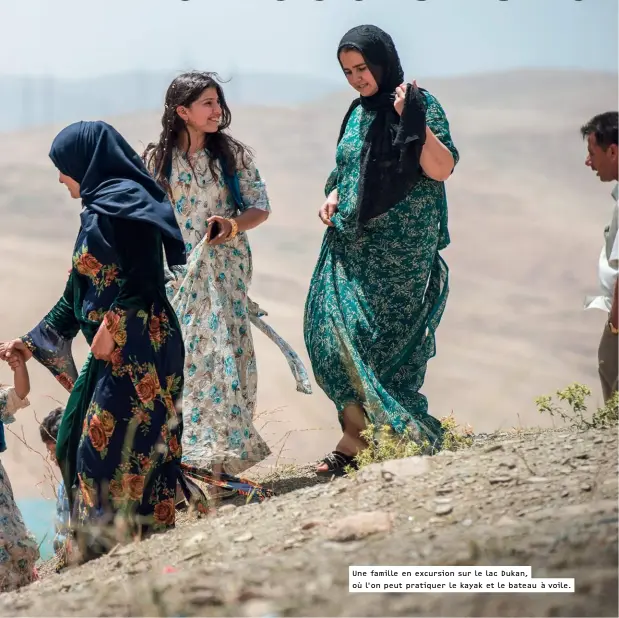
(17, 499, 57, 561)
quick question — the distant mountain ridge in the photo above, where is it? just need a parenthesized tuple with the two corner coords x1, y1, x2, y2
(0, 70, 342, 134)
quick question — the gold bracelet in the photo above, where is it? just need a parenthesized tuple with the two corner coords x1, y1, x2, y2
(609, 318, 619, 335)
(227, 218, 239, 241)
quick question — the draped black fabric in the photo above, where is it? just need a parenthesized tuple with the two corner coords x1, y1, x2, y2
(336, 25, 428, 224)
(49, 121, 186, 267)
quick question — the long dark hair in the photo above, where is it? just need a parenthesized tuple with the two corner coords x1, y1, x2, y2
(143, 71, 252, 193)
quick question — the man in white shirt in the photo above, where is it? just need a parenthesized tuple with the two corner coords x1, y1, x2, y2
(581, 111, 618, 403)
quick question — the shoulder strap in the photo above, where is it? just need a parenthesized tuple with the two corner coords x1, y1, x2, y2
(221, 161, 243, 210)
(165, 151, 243, 210)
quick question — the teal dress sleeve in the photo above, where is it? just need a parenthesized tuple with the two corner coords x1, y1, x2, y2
(324, 169, 339, 197)
(424, 92, 459, 167)
(423, 91, 459, 250)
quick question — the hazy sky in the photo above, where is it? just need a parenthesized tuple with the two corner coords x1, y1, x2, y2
(1, 0, 617, 79)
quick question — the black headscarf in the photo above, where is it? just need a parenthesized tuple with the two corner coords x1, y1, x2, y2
(49, 121, 186, 266)
(337, 25, 427, 224)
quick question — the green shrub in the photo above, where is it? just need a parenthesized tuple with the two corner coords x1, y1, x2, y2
(535, 383, 618, 430)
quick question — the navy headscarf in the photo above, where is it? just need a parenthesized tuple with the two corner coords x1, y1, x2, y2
(49, 121, 186, 267)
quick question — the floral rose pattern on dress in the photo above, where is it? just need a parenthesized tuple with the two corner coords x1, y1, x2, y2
(23, 209, 187, 551)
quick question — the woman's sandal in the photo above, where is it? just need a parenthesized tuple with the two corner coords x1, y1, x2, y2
(316, 450, 358, 477)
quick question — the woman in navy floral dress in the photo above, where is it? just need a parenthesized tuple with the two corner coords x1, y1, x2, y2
(1, 121, 204, 563)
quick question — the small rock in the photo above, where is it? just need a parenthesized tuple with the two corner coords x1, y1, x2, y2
(580, 483, 592, 492)
(326, 511, 393, 542)
(184, 532, 207, 548)
(461, 519, 473, 527)
(484, 443, 503, 453)
(188, 591, 223, 607)
(436, 485, 453, 495)
(561, 490, 570, 498)
(434, 497, 453, 505)
(179, 550, 204, 563)
(218, 504, 237, 515)
(357, 456, 430, 482)
(593, 437, 603, 444)
(435, 504, 453, 516)
(321, 541, 362, 552)
(437, 450, 455, 457)
(235, 531, 254, 543)
(499, 461, 517, 470)
(241, 600, 278, 618)
(526, 476, 550, 484)
(489, 475, 513, 484)
(301, 520, 320, 531)
(496, 515, 518, 526)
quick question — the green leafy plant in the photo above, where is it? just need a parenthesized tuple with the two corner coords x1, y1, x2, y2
(535, 383, 618, 430)
(348, 413, 474, 473)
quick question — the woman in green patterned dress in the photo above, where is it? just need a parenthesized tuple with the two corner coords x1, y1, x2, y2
(304, 25, 459, 475)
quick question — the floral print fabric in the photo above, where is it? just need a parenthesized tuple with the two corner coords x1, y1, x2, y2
(23, 211, 187, 554)
(156, 149, 311, 475)
(304, 91, 458, 446)
(0, 387, 39, 593)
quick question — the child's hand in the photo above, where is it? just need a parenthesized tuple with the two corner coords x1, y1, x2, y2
(1, 339, 32, 363)
(7, 351, 24, 371)
(9, 349, 30, 400)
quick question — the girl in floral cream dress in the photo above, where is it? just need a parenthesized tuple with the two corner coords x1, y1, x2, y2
(143, 72, 311, 500)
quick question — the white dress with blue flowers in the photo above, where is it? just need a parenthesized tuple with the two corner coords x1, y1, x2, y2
(156, 149, 311, 475)
(0, 387, 39, 592)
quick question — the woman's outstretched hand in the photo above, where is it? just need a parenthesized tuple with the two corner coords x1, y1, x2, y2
(0, 339, 33, 365)
(91, 321, 116, 361)
(319, 189, 339, 227)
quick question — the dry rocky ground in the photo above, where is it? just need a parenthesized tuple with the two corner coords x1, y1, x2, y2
(0, 427, 617, 617)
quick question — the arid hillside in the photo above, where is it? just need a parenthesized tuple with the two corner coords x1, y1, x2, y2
(0, 69, 617, 497)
